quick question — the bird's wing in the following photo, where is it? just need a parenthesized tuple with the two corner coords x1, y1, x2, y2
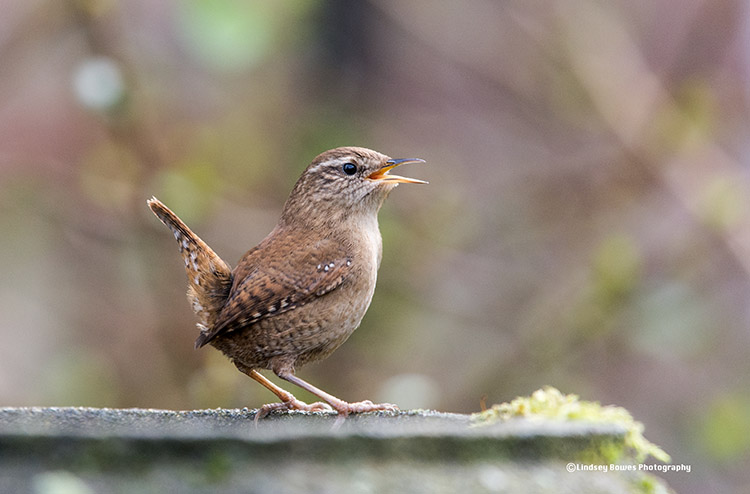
(195, 237, 352, 348)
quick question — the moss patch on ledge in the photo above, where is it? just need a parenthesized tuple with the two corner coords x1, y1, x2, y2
(473, 387, 670, 464)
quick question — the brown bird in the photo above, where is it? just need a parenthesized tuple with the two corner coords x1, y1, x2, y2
(148, 147, 426, 418)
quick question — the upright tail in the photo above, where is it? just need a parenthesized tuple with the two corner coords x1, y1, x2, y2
(147, 197, 233, 345)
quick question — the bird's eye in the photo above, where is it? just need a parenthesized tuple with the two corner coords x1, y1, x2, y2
(342, 162, 357, 176)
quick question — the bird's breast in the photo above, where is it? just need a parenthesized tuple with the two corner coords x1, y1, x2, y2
(320, 217, 383, 337)
(349, 214, 383, 268)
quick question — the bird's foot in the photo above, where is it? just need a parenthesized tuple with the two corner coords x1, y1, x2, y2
(330, 400, 399, 416)
(255, 398, 332, 421)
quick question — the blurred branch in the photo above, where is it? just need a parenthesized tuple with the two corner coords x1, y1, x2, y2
(0, 2, 70, 108)
(68, 0, 165, 216)
(375, 0, 750, 281)
(559, 0, 750, 278)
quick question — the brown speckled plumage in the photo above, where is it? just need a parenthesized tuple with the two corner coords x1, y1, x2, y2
(148, 147, 426, 418)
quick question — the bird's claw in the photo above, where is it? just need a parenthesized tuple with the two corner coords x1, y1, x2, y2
(333, 400, 399, 415)
(254, 399, 332, 422)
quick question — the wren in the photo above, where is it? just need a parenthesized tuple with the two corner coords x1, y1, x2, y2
(148, 147, 426, 418)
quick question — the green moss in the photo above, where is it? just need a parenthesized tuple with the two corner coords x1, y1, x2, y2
(633, 474, 666, 494)
(577, 437, 627, 465)
(473, 387, 670, 463)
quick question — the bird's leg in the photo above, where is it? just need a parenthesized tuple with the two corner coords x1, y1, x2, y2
(277, 371, 399, 418)
(233, 363, 331, 420)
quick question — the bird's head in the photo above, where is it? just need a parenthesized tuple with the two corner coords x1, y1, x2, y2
(281, 147, 426, 227)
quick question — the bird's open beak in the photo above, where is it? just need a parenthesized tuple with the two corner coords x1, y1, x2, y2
(368, 158, 428, 184)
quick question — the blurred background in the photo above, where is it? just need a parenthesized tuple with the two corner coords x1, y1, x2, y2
(1, 0, 749, 492)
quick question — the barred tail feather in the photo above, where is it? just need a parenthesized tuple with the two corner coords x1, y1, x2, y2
(147, 197, 232, 344)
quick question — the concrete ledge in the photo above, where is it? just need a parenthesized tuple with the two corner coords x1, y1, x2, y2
(0, 407, 671, 493)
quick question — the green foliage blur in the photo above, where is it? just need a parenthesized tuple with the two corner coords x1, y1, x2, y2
(1, 1, 749, 493)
